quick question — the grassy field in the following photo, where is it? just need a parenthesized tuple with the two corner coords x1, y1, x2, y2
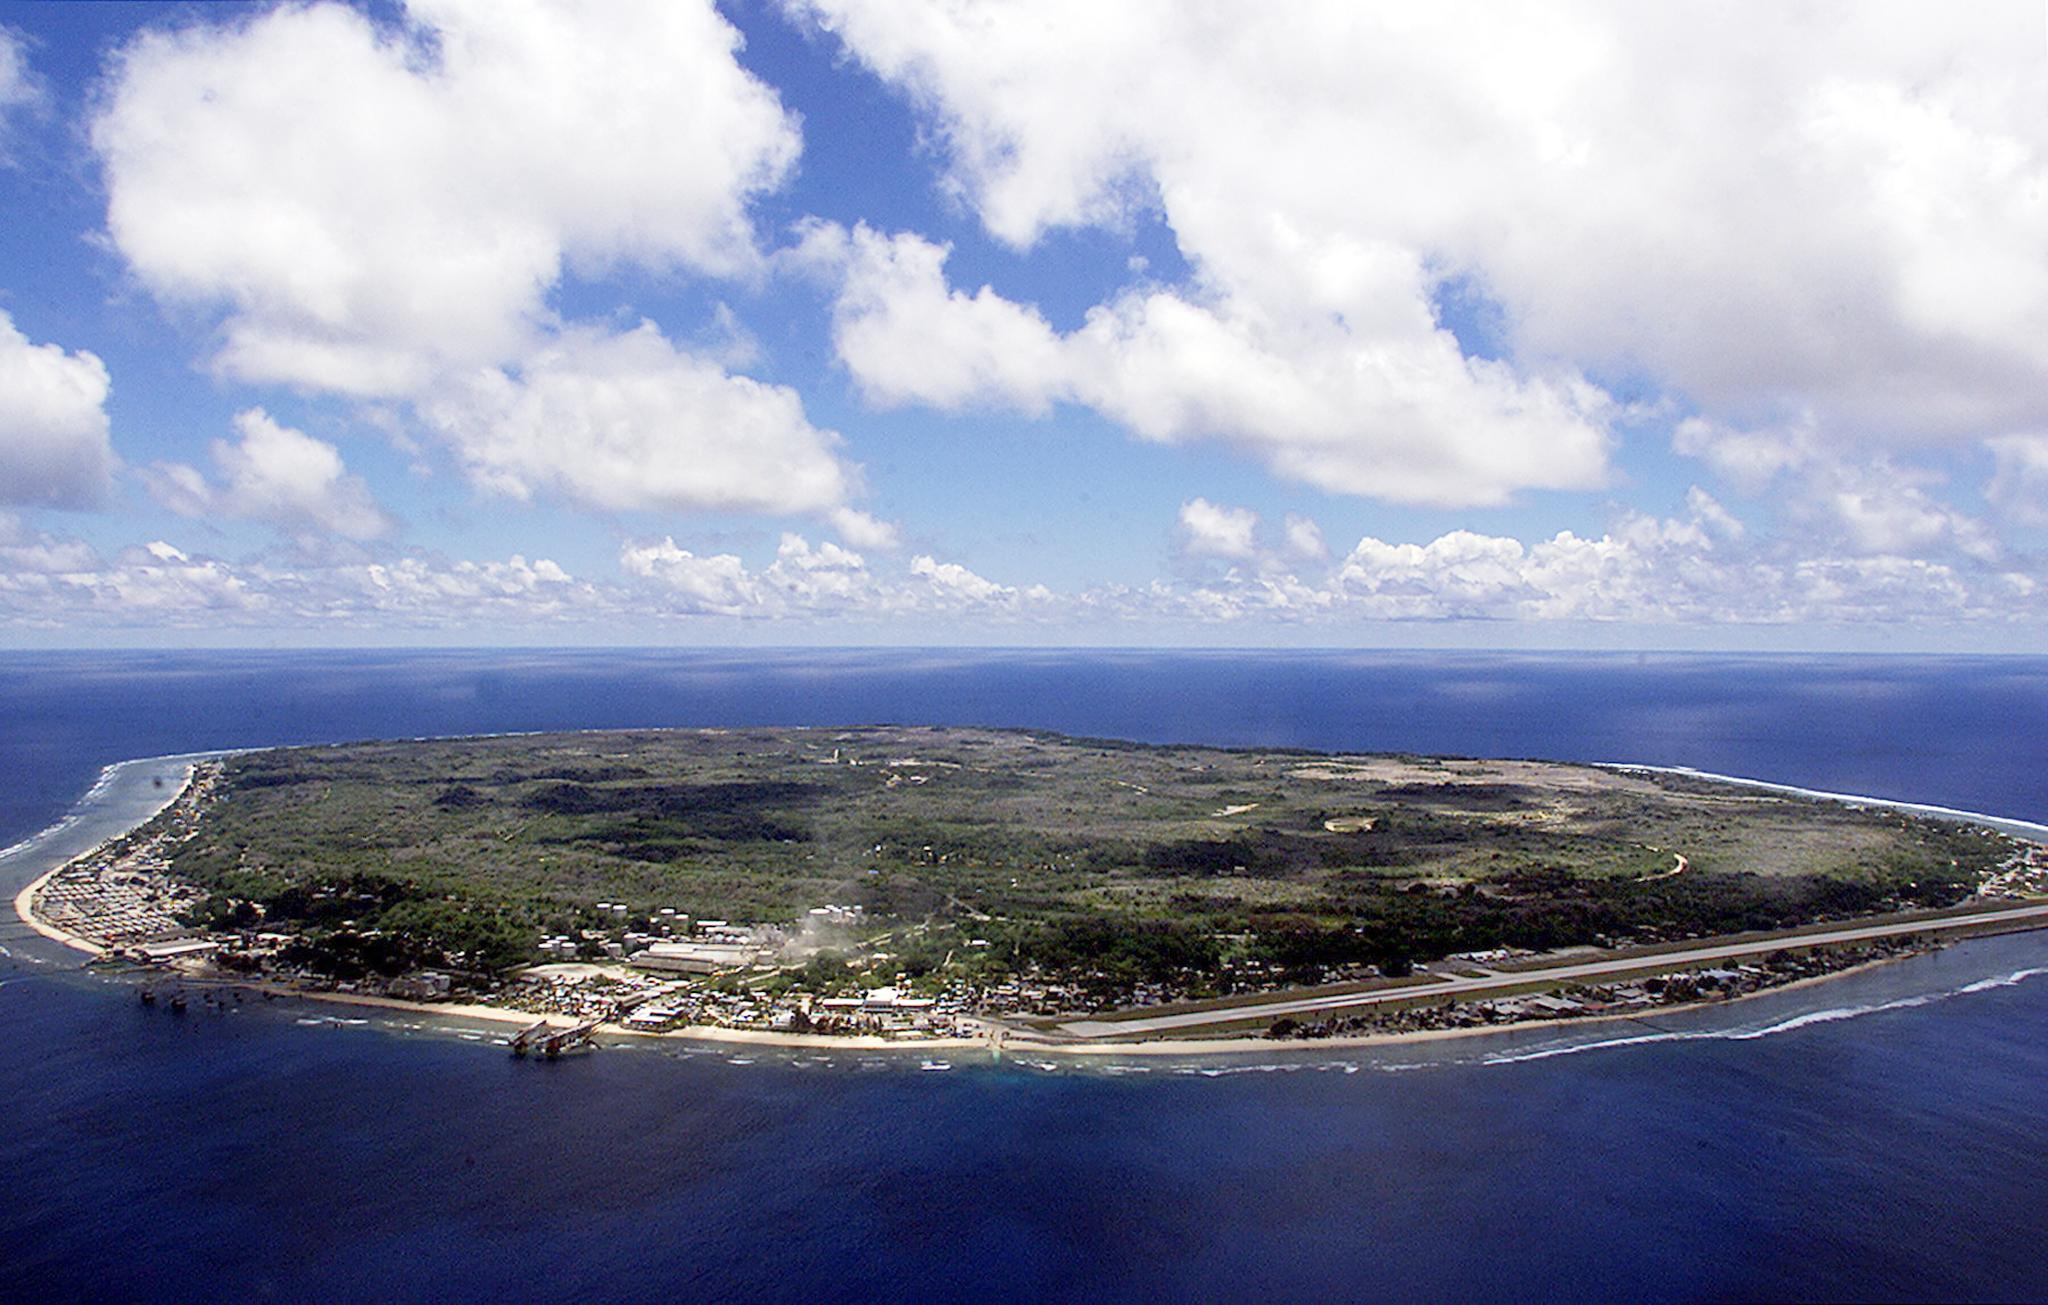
(163, 726, 2017, 982)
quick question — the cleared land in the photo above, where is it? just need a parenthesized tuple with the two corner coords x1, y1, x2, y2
(156, 726, 2019, 997)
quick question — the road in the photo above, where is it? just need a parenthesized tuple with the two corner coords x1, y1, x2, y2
(1057, 899, 2048, 1038)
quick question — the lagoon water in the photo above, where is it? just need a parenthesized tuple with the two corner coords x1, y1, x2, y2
(3, 649, 2046, 1301)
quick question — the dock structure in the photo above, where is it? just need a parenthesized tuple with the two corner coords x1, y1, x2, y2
(539, 1018, 603, 1059)
(508, 1018, 554, 1056)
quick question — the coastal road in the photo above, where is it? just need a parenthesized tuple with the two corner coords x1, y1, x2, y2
(1057, 901, 2048, 1038)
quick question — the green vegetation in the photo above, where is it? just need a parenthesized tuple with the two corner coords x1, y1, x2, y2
(164, 726, 2014, 983)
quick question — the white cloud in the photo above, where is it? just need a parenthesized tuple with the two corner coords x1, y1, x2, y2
(1177, 497, 1257, 558)
(624, 532, 884, 616)
(0, 511, 97, 574)
(0, 309, 116, 508)
(1337, 530, 1546, 619)
(619, 537, 761, 615)
(1031, 490, 2041, 629)
(765, 532, 876, 610)
(1671, 417, 1816, 494)
(0, 520, 592, 630)
(792, 1, 2048, 470)
(1683, 487, 1745, 542)
(797, 222, 1069, 414)
(909, 553, 1013, 606)
(147, 408, 392, 540)
(94, 0, 800, 397)
(1674, 416, 2002, 562)
(622, 531, 1023, 618)
(694, 303, 765, 372)
(1299, 490, 2017, 624)
(349, 553, 582, 622)
(0, 502, 2041, 635)
(1987, 435, 2048, 527)
(0, 29, 24, 91)
(1802, 461, 2000, 563)
(421, 323, 851, 516)
(828, 506, 901, 552)
(91, 2, 880, 536)
(0, 535, 263, 624)
(0, 27, 38, 137)
(1283, 513, 1328, 560)
(809, 221, 1613, 507)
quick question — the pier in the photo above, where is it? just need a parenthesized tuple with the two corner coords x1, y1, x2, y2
(510, 1017, 603, 1059)
(507, 1019, 553, 1056)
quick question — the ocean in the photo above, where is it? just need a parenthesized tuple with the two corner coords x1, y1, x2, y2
(2, 649, 2045, 1302)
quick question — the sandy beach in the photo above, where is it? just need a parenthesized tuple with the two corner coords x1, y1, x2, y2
(7, 755, 201, 959)
(11, 869, 109, 957)
(96, 945, 1956, 1062)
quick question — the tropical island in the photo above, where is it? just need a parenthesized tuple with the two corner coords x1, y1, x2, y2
(23, 727, 2048, 1050)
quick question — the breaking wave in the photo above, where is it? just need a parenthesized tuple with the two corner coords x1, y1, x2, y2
(1477, 965, 2048, 1066)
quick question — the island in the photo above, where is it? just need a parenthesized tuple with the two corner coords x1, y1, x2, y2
(23, 726, 2048, 1052)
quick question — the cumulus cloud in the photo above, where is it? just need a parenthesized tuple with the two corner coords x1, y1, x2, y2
(421, 322, 850, 516)
(1007, 489, 2040, 630)
(94, 0, 799, 396)
(0, 309, 117, 508)
(89, 4, 888, 534)
(791, 1, 2048, 478)
(0, 533, 259, 624)
(1202, 490, 2026, 626)
(147, 408, 392, 540)
(763, 534, 884, 612)
(1176, 501, 1334, 571)
(1674, 415, 2001, 563)
(0, 511, 97, 574)
(1283, 513, 1328, 561)
(619, 537, 761, 615)
(909, 553, 1014, 606)
(1, 500, 2041, 634)
(0, 517, 591, 630)
(1177, 497, 1257, 558)
(1134, 485, 2035, 627)
(1987, 435, 2048, 527)
(796, 222, 1069, 415)
(623, 532, 895, 616)
(806, 221, 1613, 507)
(349, 553, 583, 622)
(829, 506, 901, 551)
(1801, 461, 2000, 563)
(622, 531, 1027, 618)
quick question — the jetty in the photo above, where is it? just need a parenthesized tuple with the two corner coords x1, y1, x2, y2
(507, 1018, 553, 1056)
(509, 1016, 603, 1059)
(539, 1018, 603, 1059)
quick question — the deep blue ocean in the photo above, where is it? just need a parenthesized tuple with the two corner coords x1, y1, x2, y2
(2, 649, 2045, 1302)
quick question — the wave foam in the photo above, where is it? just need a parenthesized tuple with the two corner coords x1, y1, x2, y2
(1479, 963, 2048, 1066)
(1595, 762, 2048, 838)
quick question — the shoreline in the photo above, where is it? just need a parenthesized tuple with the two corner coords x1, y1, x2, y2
(8, 754, 206, 960)
(10, 742, 2046, 1060)
(11, 869, 109, 957)
(25, 871, 1975, 1058)
(128, 945, 1949, 1060)
(1595, 761, 2048, 840)
(27, 879, 2048, 1061)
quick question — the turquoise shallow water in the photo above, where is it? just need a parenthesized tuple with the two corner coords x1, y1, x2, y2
(1, 649, 2044, 1302)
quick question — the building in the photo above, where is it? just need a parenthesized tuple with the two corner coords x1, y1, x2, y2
(627, 941, 759, 974)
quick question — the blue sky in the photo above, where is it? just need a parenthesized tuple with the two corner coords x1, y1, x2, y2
(0, 0, 2043, 649)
